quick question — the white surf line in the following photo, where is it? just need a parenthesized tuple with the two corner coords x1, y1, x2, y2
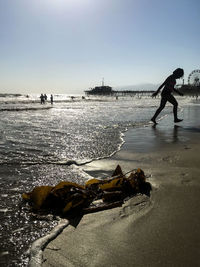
(28, 219, 69, 267)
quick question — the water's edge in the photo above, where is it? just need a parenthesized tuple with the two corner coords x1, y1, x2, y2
(29, 219, 69, 267)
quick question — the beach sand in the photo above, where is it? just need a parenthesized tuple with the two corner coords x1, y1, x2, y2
(40, 106, 200, 267)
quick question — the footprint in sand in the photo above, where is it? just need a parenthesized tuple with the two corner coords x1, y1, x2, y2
(184, 146, 191, 150)
(180, 173, 191, 184)
(162, 156, 173, 163)
(181, 179, 192, 184)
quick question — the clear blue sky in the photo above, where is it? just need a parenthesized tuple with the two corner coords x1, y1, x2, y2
(0, 0, 199, 93)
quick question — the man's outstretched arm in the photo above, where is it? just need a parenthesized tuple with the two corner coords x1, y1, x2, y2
(152, 81, 166, 97)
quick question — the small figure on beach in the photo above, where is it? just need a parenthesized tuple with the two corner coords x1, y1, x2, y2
(40, 93, 45, 104)
(50, 94, 53, 105)
(151, 68, 184, 124)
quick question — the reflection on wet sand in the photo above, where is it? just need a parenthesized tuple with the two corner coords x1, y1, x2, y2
(151, 124, 182, 143)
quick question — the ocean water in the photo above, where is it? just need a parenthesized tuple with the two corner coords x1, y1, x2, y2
(0, 93, 192, 266)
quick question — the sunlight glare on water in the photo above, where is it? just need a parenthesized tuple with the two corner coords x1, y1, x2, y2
(0, 94, 193, 266)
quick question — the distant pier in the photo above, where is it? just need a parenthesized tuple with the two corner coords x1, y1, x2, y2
(85, 88, 154, 97)
(85, 87, 200, 97)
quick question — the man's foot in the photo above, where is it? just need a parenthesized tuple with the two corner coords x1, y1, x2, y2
(174, 119, 183, 123)
(151, 118, 158, 124)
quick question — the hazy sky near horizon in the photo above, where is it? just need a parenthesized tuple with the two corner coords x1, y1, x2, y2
(0, 0, 199, 94)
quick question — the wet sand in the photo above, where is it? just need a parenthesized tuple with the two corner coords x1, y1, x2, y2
(40, 105, 200, 267)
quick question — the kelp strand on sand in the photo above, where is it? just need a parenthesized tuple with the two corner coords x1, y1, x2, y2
(22, 165, 151, 216)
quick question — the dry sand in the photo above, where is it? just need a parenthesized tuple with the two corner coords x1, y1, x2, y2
(40, 106, 200, 267)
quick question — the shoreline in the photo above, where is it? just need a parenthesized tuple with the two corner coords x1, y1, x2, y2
(28, 220, 69, 267)
(31, 105, 200, 266)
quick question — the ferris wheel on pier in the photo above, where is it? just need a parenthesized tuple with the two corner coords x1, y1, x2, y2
(188, 69, 200, 86)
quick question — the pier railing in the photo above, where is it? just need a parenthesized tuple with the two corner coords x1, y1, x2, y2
(85, 90, 155, 97)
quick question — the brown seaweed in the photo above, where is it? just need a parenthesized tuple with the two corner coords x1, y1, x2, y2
(22, 165, 151, 216)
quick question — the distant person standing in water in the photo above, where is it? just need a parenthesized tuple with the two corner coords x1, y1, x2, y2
(40, 93, 45, 104)
(151, 68, 184, 124)
(50, 94, 53, 105)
